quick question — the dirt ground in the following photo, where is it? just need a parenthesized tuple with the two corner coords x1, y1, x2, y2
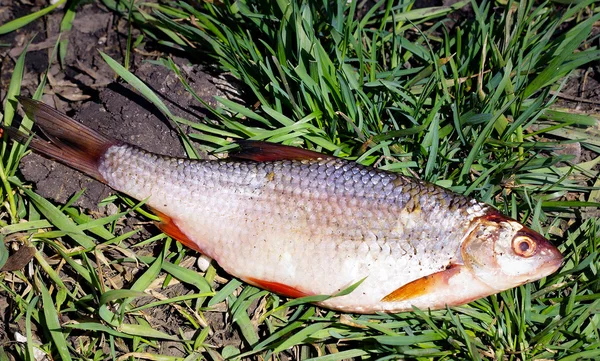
(0, 0, 599, 359)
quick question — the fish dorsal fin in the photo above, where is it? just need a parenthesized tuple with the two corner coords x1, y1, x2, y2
(232, 140, 335, 161)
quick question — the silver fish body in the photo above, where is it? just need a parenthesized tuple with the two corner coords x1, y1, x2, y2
(99, 144, 561, 313)
(12, 98, 564, 313)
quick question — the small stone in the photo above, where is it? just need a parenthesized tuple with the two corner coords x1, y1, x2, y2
(197, 254, 212, 272)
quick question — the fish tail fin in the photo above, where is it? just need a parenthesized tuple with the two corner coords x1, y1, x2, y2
(7, 97, 118, 183)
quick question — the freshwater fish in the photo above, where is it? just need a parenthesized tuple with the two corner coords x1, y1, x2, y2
(8, 97, 563, 313)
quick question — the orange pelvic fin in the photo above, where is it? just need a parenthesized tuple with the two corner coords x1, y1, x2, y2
(151, 208, 206, 255)
(233, 140, 335, 162)
(246, 277, 311, 299)
(381, 265, 462, 302)
(9, 97, 118, 183)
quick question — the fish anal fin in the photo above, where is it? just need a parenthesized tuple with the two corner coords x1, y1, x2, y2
(151, 208, 207, 255)
(381, 265, 462, 302)
(233, 140, 334, 162)
(246, 277, 311, 299)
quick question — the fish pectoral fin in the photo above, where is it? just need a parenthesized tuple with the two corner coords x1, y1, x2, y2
(246, 277, 311, 299)
(381, 264, 463, 302)
(151, 208, 207, 255)
(233, 140, 335, 161)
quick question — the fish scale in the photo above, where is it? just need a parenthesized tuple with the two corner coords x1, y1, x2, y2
(10, 97, 564, 314)
(99, 144, 490, 312)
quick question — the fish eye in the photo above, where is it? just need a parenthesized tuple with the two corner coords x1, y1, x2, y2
(512, 236, 536, 258)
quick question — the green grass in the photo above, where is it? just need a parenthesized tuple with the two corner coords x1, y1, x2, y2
(1, 0, 600, 360)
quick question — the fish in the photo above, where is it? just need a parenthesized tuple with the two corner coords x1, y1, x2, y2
(6, 97, 563, 314)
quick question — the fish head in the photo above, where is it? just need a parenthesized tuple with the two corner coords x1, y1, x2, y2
(461, 212, 563, 291)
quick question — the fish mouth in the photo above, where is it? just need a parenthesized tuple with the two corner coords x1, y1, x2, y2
(526, 227, 564, 276)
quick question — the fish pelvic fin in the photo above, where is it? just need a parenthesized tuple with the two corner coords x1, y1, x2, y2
(233, 140, 336, 162)
(381, 265, 462, 302)
(10, 97, 118, 183)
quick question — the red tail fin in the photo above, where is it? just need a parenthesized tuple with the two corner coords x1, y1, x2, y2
(9, 97, 118, 183)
